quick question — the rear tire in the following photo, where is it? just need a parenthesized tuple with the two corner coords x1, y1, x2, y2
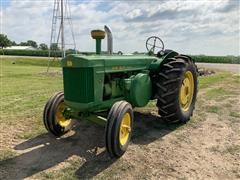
(43, 92, 73, 137)
(155, 55, 198, 123)
(105, 101, 133, 158)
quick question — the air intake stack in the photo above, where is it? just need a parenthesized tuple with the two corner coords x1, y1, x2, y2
(91, 30, 105, 55)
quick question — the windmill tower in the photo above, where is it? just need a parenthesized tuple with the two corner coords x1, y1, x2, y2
(47, 0, 76, 72)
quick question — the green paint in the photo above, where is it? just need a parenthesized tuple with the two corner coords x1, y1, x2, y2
(63, 67, 94, 103)
(61, 51, 177, 117)
(96, 39, 102, 55)
(129, 73, 152, 107)
(81, 114, 107, 126)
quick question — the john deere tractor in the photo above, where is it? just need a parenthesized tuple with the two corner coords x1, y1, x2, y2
(43, 27, 198, 158)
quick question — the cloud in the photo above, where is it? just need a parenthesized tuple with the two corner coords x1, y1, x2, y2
(0, 0, 239, 55)
(124, 7, 196, 22)
(1, 0, 53, 43)
(216, 0, 239, 12)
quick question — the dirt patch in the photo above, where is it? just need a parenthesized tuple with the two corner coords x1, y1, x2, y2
(1, 105, 239, 179)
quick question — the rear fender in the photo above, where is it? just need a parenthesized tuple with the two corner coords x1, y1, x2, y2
(149, 50, 179, 73)
(159, 50, 179, 67)
(160, 53, 194, 67)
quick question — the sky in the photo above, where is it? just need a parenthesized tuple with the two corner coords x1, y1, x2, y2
(0, 0, 239, 55)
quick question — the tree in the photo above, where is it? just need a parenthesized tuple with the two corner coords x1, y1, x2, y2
(20, 42, 28, 46)
(66, 49, 76, 54)
(11, 41, 17, 46)
(50, 43, 59, 50)
(26, 40, 38, 48)
(0, 34, 11, 48)
(19, 40, 38, 48)
(39, 43, 48, 50)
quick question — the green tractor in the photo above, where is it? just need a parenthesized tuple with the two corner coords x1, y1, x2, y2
(43, 28, 198, 158)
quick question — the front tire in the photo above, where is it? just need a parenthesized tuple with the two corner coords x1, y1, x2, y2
(105, 101, 134, 158)
(43, 92, 73, 137)
(155, 55, 198, 123)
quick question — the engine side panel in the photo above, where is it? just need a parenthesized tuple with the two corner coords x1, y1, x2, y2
(61, 54, 164, 113)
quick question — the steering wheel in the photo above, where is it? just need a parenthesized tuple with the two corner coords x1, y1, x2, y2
(146, 36, 164, 54)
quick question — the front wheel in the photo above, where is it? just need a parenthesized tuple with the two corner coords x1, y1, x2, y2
(105, 101, 134, 158)
(43, 92, 74, 137)
(155, 55, 198, 123)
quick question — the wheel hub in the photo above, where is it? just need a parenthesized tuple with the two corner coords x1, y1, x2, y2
(179, 71, 194, 111)
(119, 112, 131, 146)
(55, 102, 72, 127)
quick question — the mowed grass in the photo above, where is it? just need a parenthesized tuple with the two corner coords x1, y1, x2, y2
(198, 71, 240, 113)
(0, 57, 62, 141)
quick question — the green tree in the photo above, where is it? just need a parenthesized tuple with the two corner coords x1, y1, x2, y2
(50, 43, 59, 50)
(39, 43, 48, 50)
(26, 40, 38, 48)
(11, 41, 17, 46)
(66, 48, 76, 54)
(133, 51, 139, 55)
(20, 42, 28, 46)
(0, 34, 11, 48)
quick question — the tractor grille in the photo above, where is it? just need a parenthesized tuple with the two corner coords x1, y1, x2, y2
(63, 67, 94, 103)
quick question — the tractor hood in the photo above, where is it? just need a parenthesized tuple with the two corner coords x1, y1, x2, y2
(62, 54, 159, 73)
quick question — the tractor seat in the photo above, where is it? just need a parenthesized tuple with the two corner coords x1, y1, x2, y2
(157, 49, 173, 57)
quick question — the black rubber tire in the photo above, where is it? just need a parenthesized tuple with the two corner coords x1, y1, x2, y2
(155, 55, 198, 123)
(43, 92, 73, 137)
(105, 101, 134, 158)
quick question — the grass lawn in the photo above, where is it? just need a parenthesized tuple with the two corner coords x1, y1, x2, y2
(0, 57, 62, 141)
(0, 57, 239, 179)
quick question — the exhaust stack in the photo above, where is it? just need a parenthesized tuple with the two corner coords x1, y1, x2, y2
(104, 25, 113, 55)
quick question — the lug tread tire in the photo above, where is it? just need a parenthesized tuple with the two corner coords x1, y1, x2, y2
(43, 91, 62, 133)
(105, 101, 133, 158)
(43, 92, 72, 137)
(156, 55, 198, 123)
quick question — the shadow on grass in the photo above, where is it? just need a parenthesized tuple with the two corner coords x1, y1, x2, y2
(0, 111, 183, 179)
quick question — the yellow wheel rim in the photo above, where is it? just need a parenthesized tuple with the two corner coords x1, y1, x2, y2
(119, 112, 131, 146)
(179, 71, 194, 111)
(55, 102, 71, 127)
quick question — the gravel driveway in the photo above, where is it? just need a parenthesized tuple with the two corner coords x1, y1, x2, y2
(196, 63, 240, 74)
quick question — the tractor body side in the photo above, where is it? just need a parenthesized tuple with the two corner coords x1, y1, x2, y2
(43, 28, 198, 158)
(62, 54, 167, 114)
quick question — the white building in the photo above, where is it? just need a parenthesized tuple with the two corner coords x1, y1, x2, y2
(5, 46, 37, 50)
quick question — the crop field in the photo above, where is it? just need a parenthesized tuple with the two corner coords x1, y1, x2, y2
(192, 55, 240, 64)
(0, 57, 239, 179)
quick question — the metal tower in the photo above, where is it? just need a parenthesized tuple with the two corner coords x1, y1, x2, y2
(47, 0, 76, 72)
